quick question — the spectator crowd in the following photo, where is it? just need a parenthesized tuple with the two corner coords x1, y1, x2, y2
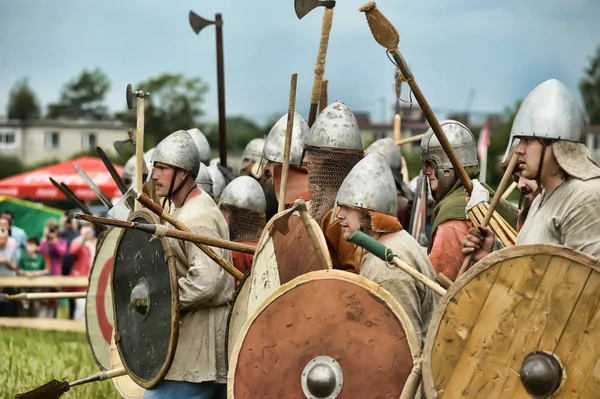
(0, 211, 96, 320)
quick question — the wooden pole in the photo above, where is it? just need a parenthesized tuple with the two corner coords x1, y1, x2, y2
(134, 96, 145, 212)
(215, 13, 227, 167)
(457, 153, 520, 277)
(396, 133, 425, 146)
(278, 73, 299, 212)
(307, 7, 334, 127)
(318, 79, 328, 115)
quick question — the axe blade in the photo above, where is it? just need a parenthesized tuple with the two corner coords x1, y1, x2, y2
(126, 84, 134, 110)
(113, 139, 132, 156)
(189, 11, 215, 35)
(107, 187, 137, 220)
(294, 0, 336, 19)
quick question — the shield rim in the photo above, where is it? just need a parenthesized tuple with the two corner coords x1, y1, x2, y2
(225, 270, 252, 369)
(85, 226, 120, 371)
(227, 268, 421, 398)
(422, 244, 600, 398)
(111, 209, 180, 389)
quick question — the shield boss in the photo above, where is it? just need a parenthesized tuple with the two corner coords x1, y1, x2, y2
(229, 269, 420, 398)
(423, 244, 600, 399)
(112, 210, 179, 388)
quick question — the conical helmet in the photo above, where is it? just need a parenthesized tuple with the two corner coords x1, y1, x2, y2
(420, 120, 478, 170)
(242, 138, 265, 163)
(143, 147, 155, 174)
(335, 153, 397, 216)
(365, 138, 403, 170)
(503, 79, 585, 161)
(122, 155, 136, 183)
(151, 130, 201, 177)
(207, 165, 226, 200)
(196, 163, 213, 194)
(263, 112, 310, 166)
(187, 128, 212, 165)
(305, 101, 363, 151)
(219, 176, 266, 214)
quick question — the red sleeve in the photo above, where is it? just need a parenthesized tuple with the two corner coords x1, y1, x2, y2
(428, 220, 472, 281)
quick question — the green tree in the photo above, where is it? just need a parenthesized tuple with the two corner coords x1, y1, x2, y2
(7, 79, 41, 120)
(47, 68, 111, 119)
(580, 45, 600, 124)
(115, 73, 209, 145)
(203, 116, 265, 152)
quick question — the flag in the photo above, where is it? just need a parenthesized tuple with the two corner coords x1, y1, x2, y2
(478, 122, 491, 183)
(477, 122, 491, 160)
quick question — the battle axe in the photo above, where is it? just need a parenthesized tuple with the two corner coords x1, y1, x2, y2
(125, 83, 150, 211)
(189, 11, 228, 167)
(295, 0, 336, 127)
(113, 128, 135, 156)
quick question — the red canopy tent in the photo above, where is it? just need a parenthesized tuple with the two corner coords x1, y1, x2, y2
(0, 156, 124, 200)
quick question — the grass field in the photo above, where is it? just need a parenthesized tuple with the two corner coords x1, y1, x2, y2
(0, 327, 120, 399)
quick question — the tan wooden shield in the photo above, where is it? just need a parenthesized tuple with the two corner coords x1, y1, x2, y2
(422, 244, 600, 399)
(226, 271, 252, 363)
(247, 209, 332, 320)
(111, 335, 146, 398)
(85, 226, 120, 371)
(228, 269, 421, 398)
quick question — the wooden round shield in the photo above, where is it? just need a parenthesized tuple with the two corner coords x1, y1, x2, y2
(422, 244, 600, 399)
(228, 269, 421, 398)
(85, 227, 120, 371)
(110, 334, 146, 398)
(247, 210, 332, 320)
(112, 209, 179, 389)
(226, 271, 252, 363)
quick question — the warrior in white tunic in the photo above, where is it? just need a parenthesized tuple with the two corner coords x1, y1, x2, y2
(463, 79, 600, 260)
(145, 130, 234, 399)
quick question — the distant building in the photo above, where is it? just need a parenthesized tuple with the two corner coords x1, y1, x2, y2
(356, 105, 430, 152)
(0, 119, 128, 165)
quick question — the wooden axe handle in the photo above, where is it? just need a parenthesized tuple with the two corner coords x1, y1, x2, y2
(278, 73, 299, 212)
(308, 7, 334, 127)
(134, 97, 145, 211)
(136, 193, 244, 281)
(457, 153, 520, 277)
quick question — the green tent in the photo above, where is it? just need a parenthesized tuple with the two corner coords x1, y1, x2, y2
(0, 196, 63, 240)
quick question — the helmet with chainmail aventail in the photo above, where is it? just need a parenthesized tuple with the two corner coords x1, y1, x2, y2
(304, 100, 364, 224)
(219, 176, 266, 243)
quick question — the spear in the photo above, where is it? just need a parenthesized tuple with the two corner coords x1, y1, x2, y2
(15, 368, 127, 399)
(0, 292, 85, 302)
(74, 213, 255, 255)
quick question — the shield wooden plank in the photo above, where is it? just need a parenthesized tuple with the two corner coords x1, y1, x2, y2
(225, 271, 252, 364)
(228, 269, 420, 398)
(247, 209, 332, 320)
(422, 244, 600, 399)
(112, 209, 179, 388)
(85, 227, 119, 371)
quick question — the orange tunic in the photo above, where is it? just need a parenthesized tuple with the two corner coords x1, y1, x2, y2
(428, 219, 472, 282)
(232, 241, 256, 276)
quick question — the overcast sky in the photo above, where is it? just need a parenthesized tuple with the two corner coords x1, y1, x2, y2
(1, 0, 599, 125)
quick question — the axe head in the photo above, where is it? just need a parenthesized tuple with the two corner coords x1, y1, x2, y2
(113, 129, 135, 155)
(126, 84, 134, 110)
(294, 0, 336, 19)
(107, 187, 137, 220)
(189, 11, 215, 35)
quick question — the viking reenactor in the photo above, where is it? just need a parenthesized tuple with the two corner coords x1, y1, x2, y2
(334, 152, 437, 344)
(187, 127, 212, 166)
(218, 176, 267, 275)
(500, 147, 540, 232)
(145, 129, 234, 397)
(196, 163, 214, 197)
(262, 112, 311, 207)
(207, 164, 227, 202)
(121, 155, 136, 190)
(421, 120, 518, 281)
(239, 138, 265, 178)
(239, 137, 278, 222)
(463, 79, 600, 260)
(365, 138, 414, 228)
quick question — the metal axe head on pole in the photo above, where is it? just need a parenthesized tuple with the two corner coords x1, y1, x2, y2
(189, 11, 216, 34)
(107, 187, 137, 220)
(294, 0, 336, 19)
(125, 83, 150, 110)
(113, 129, 135, 156)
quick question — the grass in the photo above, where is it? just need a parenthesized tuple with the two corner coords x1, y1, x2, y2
(0, 327, 120, 399)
